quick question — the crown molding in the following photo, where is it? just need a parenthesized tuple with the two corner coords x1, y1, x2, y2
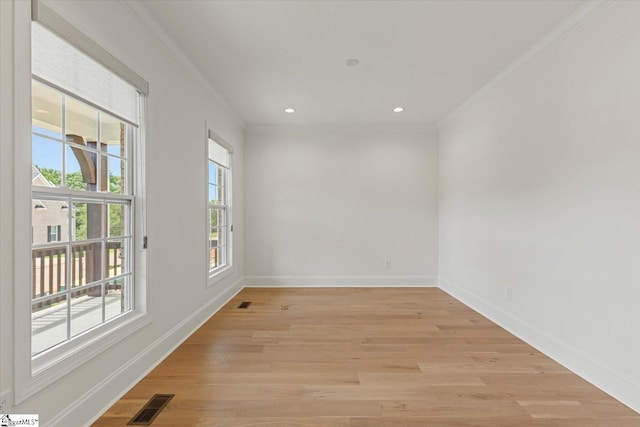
(117, 1, 245, 128)
(246, 123, 437, 135)
(438, 0, 612, 128)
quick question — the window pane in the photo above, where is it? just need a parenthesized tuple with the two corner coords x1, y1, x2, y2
(210, 227, 228, 249)
(106, 238, 129, 278)
(66, 96, 97, 143)
(32, 198, 69, 244)
(70, 284, 103, 337)
(218, 184, 225, 204)
(101, 113, 126, 158)
(217, 226, 227, 247)
(32, 81, 63, 138)
(65, 145, 94, 191)
(32, 295, 68, 356)
(32, 140, 63, 188)
(218, 208, 227, 227)
(106, 274, 128, 322)
(209, 227, 219, 248)
(208, 161, 218, 185)
(71, 242, 102, 287)
(108, 203, 128, 237)
(209, 247, 219, 270)
(106, 155, 126, 194)
(219, 245, 227, 266)
(218, 167, 225, 188)
(72, 201, 104, 241)
(32, 246, 67, 298)
(210, 208, 221, 228)
(208, 184, 219, 204)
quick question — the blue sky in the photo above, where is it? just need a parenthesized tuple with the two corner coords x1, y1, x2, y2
(33, 126, 123, 175)
(33, 127, 66, 172)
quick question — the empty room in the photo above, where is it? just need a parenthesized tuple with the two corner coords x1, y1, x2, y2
(1, 0, 639, 426)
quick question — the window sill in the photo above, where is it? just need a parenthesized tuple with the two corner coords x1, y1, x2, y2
(207, 265, 234, 288)
(17, 311, 152, 403)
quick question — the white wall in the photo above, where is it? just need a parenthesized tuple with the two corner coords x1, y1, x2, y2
(0, 1, 244, 425)
(438, 1, 640, 412)
(245, 125, 438, 287)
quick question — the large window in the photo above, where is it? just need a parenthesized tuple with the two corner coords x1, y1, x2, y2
(207, 133, 233, 277)
(30, 9, 146, 360)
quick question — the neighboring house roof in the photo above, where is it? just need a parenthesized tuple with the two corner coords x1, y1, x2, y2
(32, 164, 54, 187)
(32, 165, 68, 209)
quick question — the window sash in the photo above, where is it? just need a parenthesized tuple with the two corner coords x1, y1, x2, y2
(31, 189, 134, 355)
(30, 77, 135, 356)
(208, 203, 228, 271)
(207, 158, 230, 274)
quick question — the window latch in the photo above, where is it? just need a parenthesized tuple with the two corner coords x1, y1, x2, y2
(143, 235, 148, 249)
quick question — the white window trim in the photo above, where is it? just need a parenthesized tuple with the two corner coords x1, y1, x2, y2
(12, 1, 150, 404)
(205, 127, 234, 287)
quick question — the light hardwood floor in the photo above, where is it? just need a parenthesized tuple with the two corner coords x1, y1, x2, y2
(93, 287, 640, 426)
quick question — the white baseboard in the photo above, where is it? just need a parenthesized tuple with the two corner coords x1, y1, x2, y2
(438, 276, 640, 414)
(244, 275, 438, 287)
(48, 279, 244, 427)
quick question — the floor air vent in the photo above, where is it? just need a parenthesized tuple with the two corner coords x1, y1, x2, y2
(127, 394, 174, 425)
(238, 301, 252, 309)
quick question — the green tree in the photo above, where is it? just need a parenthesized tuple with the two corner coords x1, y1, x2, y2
(66, 171, 86, 190)
(35, 166, 124, 239)
(35, 165, 86, 190)
(74, 203, 87, 240)
(36, 166, 61, 186)
(109, 174, 121, 194)
(109, 203, 123, 236)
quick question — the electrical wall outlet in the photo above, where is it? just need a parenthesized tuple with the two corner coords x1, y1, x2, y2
(507, 287, 513, 302)
(385, 260, 392, 269)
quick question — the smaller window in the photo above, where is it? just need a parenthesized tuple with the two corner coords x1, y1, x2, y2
(47, 225, 61, 242)
(207, 134, 232, 277)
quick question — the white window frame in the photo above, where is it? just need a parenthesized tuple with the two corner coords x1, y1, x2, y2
(205, 128, 233, 286)
(11, 1, 150, 403)
(30, 80, 137, 357)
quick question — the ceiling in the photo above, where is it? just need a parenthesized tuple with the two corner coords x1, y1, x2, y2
(139, 0, 584, 126)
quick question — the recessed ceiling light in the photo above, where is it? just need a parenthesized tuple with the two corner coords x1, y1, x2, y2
(346, 58, 360, 67)
(284, 108, 295, 114)
(392, 107, 405, 113)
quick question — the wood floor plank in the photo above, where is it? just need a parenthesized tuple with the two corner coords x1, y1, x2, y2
(517, 400, 598, 419)
(92, 287, 640, 426)
(195, 417, 352, 427)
